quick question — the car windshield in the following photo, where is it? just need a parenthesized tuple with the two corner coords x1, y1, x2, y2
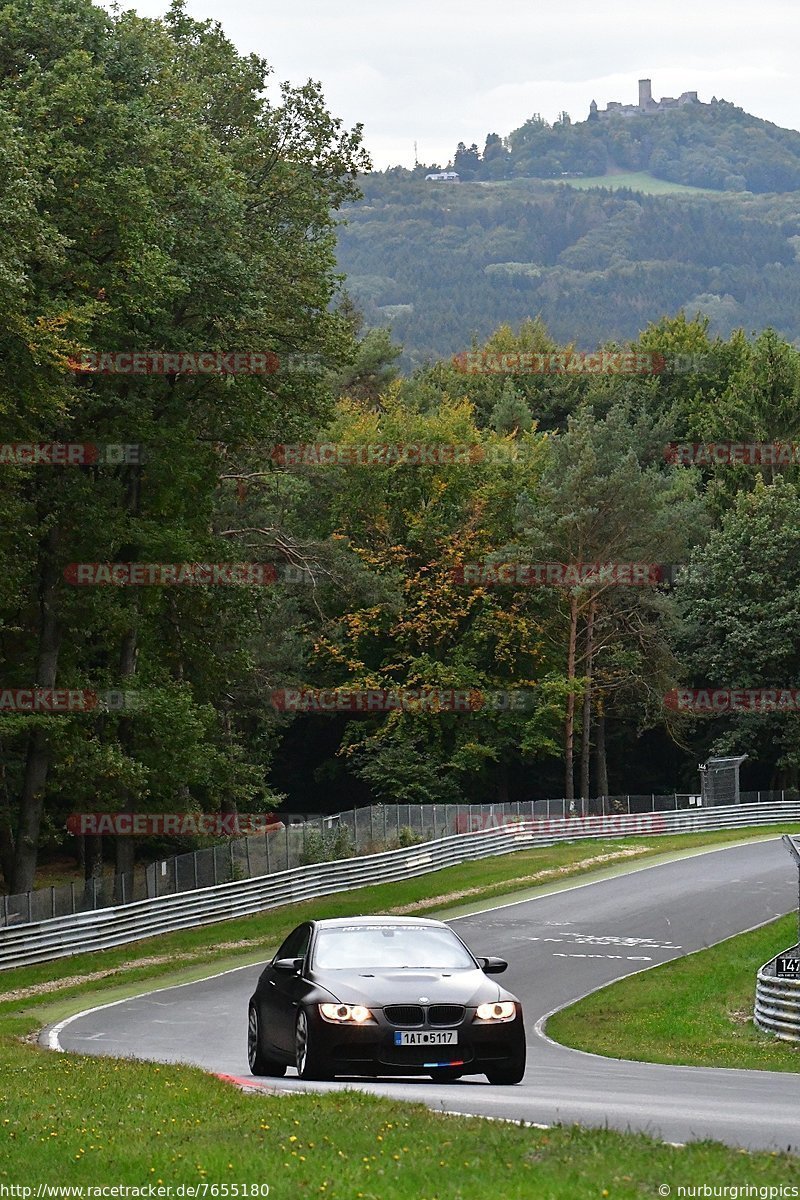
(313, 925, 476, 970)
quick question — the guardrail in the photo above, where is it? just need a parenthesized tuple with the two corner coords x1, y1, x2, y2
(2, 800, 799, 970)
(5, 790, 797, 928)
(754, 946, 800, 1043)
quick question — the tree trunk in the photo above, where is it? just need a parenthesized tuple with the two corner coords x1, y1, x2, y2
(579, 600, 596, 806)
(11, 526, 62, 893)
(564, 592, 578, 801)
(114, 626, 139, 901)
(594, 702, 609, 809)
(114, 465, 142, 903)
(0, 756, 15, 889)
(83, 833, 104, 907)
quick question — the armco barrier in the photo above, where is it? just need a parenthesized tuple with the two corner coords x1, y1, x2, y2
(2, 801, 799, 970)
(754, 946, 800, 1043)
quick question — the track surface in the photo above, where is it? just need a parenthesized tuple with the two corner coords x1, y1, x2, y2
(49, 839, 800, 1151)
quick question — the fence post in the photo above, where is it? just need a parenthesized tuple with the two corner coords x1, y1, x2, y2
(229, 840, 235, 881)
(627, 795, 631, 814)
(2, 892, 7, 926)
(266, 829, 271, 874)
(174, 855, 179, 893)
(245, 837, 251, 878)
(71, 880, 76, 914)
(121, 873, 126, 905)
(212, 850, 218, 886)
(51, 886, 56, 919)
(286, 826, 290, 870)
(193, 851, 199, 889)
(92, 876, 98, 911)
(28, 890, 32, 922)
(383, 806, 387, 844)
(651, 793, 655, 812)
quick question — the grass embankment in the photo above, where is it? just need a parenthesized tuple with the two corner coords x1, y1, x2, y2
(555, 170, 716, 194)
(1, 826, 799, 1193)
(548, 910, 800, 1073)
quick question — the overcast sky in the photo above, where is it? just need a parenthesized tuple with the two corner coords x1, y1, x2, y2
(110, 0, 800, 169)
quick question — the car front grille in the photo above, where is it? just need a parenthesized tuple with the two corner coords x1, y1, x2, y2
(383, 1004, 466, 1027)
(428, 1004, 465, 1026)
(384, 1004, 424, 1026)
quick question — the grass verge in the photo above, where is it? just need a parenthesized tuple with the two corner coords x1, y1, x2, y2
(547, 910, 800, 1073)
(552, 170, 716, 194)
(1, 827, 799, 1192)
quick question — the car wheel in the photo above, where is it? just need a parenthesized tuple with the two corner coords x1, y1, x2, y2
(485, 1055, 526, 1085)
(428, 1067, 462, 1083)
(247, 1003, 286, 1077)
(295, 1008, 332, 1081)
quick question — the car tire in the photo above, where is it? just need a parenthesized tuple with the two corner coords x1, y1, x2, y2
(485, 1054, 526, 1085)
(428, 1067, 462, 1083)
(248, 1003, 286, 1077)
(295, 1008, 333, 1081)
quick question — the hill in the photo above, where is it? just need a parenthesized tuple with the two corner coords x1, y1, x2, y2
(438, 99, 800, 194)
(336, 177, 800, 369)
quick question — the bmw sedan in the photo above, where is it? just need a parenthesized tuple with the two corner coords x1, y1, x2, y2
(247, 915, 526, 1084)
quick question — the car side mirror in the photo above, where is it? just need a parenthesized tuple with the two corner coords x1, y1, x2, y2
(479, 956, 508, 974)
(273, 957, 304, 974)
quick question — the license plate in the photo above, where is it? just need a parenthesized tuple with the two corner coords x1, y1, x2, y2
(393, 1030, 458, 1046)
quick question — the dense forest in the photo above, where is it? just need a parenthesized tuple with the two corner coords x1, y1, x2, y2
(336, 177, 800, 369)
(3, 0, 800, 895)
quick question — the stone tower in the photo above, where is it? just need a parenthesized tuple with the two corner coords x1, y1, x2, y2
(638, 78, 652, 109)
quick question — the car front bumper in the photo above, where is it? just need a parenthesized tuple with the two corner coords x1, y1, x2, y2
(311, 1008, 526, 1076)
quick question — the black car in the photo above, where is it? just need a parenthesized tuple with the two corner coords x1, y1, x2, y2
(247, 915, 526, 1084)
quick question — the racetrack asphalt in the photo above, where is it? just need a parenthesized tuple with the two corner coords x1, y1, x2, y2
(46, 838, 800, 1152)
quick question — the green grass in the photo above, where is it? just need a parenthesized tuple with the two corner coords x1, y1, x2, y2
(549, 170, 716, 194)
(2, 826, 799, 1192)
(2, 1042, 797, 1197)
(548, 910, 800, 1073)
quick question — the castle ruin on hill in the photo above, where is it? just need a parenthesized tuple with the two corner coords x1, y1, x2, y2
(588, 79, 712, 120)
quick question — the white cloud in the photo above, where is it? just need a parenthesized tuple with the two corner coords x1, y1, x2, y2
(105, 0, 800, 168)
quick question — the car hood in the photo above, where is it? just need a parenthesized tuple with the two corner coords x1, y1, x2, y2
(311, 967, 511, 1008)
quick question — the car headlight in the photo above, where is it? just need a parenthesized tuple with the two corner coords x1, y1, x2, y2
(318, 1003, 374, 1024)
(474, 1001, 516, 1023)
